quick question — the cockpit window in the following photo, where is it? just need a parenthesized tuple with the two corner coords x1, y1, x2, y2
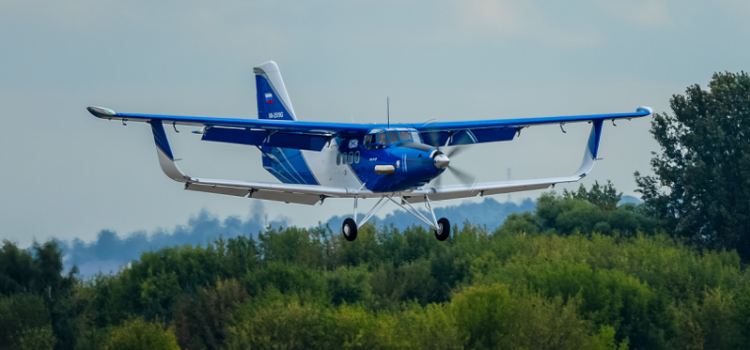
(377, 132, 388, 145)
(387, 131, 399, 144)
(365, 131, 388, 150)
(411, 131, 422, 142)
(398, 131, 412, 142)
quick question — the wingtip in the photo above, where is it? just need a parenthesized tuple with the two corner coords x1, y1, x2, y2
(636, 106, 653, 115)
(88, 106, 117, 118)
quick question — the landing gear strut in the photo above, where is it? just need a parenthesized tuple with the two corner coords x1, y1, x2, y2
(341, 195, 451, 242)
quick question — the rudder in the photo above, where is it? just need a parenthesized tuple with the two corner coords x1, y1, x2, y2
(254, 61, 297, 121)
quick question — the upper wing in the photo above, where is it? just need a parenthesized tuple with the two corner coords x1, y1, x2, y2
(88, 106, 371, 134)
(90, 106, 652, 149)
(404, 119, 605, 202)
(413, 107, 652, 146)
(88, 106, 370, 151)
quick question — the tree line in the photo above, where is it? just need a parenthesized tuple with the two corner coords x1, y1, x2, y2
(2, 181, 749, 349)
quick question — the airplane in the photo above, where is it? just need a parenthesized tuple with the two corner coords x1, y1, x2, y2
(88, 61, 652, 242)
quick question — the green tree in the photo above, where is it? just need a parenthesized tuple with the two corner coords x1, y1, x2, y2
(635, 72, 750, 260)
(564, 180, 622, 212)
(15, 327, 57, 350)
(106, 318, 180, 350)
(173, 279, 248, 350)
(0, 240, 77, 350)
(0, 294, 56, 350)
(226, 298, 333, 350)
(327, 266, 372, 306)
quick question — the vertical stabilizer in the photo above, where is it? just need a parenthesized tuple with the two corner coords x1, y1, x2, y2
(254, 61, 297, 121)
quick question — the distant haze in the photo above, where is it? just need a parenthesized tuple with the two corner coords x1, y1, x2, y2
(62, 196, 646, 277)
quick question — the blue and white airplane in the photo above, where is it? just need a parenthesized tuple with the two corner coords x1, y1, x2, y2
(89, 61, 651, 241)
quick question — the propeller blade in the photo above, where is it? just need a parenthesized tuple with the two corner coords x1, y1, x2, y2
(446, 145, 470, 158)
(434, 172, 443, 188)
(448, 166, 477, 187)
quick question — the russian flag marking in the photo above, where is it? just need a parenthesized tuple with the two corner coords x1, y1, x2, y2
(265, 92, 274, 103)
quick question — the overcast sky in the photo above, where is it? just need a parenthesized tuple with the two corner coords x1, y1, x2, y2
(2, 0, 749, 246)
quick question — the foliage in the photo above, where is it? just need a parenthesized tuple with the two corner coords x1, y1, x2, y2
(105, 318, 180, 350)
(0, 294, 56, 350)
(0, 240, 76, 350)
(4, 182, 750, 349)
(14, 326, 58, 350)
(636, 71, 750, 261)
(173, 279, 248, 350)
(533, 188, 660, 236)
(564, 180, 622, 212)
(225, 296, 332, 350)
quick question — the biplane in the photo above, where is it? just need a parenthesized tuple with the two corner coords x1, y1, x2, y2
(89, 61, 651, 241)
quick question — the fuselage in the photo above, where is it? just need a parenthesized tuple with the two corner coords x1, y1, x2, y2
(261, 128, 447, 192)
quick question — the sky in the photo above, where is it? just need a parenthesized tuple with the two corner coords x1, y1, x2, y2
(1, 0, 749, 246)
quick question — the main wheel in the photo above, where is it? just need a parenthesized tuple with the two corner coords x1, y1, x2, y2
(434, 217, 450, 241)
(342, 218, 358, 241)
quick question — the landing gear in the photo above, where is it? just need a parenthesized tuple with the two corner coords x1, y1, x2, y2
(342, 218, 358, 241)
(342, 194, 451, 242)
(435, 217, 450, 241)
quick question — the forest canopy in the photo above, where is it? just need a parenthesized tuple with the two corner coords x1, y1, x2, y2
(1, 180, 748, 350)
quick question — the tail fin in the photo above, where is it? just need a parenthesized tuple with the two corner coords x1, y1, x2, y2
(254, 61, 297, 121)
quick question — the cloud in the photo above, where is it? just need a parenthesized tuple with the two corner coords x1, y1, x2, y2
(458, 0, 527, 34)
(600, 1, 672, 27)
(454, 0, 601, 48)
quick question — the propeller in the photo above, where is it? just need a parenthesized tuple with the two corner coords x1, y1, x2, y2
(430, 145, 477, 190)
(420, 125, 477, 190)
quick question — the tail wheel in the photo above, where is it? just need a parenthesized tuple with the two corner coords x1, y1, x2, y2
(342, 218, 358, 241)
(435, 217, 450, 241)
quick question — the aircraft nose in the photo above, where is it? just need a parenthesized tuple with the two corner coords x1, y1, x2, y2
(433, 153, 450, 169)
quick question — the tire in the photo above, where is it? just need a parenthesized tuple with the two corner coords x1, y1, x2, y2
(435, 217, 450, 241)
(342, 218, 358, 241)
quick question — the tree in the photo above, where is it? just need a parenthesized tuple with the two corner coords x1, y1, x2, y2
(636, 72, 750, 260)
(173, 279, 248, 350)
(564, 181, 622, 212)
(0, 241, 77, 350)
(106, 319, 180, 350)
(0, 294, 56, 350)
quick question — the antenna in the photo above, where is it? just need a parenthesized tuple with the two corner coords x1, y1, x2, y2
(387, 97, 390, 128)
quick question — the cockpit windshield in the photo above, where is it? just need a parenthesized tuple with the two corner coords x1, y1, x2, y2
(364, 129, 422, 149)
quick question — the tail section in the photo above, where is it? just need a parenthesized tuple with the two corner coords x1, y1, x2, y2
(254, 61, 297, 121)
(254, 61, 317, 184)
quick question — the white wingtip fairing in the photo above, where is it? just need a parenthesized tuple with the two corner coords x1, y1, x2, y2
(87, 106, 117, 118)
(637, 106, 653, 115)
